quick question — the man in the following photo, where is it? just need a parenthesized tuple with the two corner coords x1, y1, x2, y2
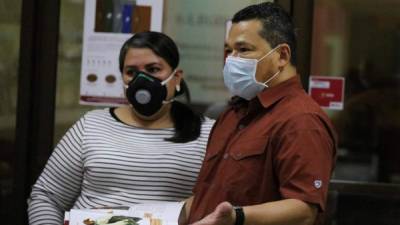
(181, 2, 337, 225)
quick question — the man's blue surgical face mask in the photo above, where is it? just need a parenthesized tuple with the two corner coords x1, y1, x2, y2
(223, 45, 281, 100)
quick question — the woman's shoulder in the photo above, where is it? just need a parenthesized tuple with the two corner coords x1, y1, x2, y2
(80, 108, 113, 121)
(203, 116, 216, 125)
(200, 116, 216, 134)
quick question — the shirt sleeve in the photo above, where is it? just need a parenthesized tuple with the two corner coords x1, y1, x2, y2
(28, 116, 86, 225)
(274, 113, 336, 211)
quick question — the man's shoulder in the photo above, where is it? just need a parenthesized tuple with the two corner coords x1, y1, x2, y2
(280, 89, 326, 115)
(269, 92, 335, 132)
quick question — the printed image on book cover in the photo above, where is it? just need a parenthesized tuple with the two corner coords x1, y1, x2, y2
(95, 0, 152, 33)
(65, 202, 183, 225)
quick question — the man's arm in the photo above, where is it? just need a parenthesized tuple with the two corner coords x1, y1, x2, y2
(190, 199, 317, 225)
(243, 199, 317, 225)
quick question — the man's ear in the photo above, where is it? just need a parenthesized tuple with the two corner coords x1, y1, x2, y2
(277, 44, 291, 67)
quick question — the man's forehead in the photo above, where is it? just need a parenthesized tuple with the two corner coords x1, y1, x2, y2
(226, 20, 265, 46)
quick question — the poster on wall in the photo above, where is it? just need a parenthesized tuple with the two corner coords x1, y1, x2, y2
(79, 0, 163, 106)
(308, 76, 345, 110)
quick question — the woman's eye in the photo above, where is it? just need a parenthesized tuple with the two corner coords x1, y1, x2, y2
(147, 67, 160, 74)
(125, 69, 135, 76)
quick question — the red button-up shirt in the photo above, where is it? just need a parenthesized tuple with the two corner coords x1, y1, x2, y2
(188, 76, 337, 223)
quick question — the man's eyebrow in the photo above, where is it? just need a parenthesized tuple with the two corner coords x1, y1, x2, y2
(234, 41, 253, 47)
(225, 41, 251, 48)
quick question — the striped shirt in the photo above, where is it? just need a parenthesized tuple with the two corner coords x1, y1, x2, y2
(28, 108, 215, 225)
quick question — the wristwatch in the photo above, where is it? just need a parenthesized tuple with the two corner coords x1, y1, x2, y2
(233, 206, 245, 225)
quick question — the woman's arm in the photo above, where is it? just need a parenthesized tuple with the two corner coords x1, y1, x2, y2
(28, 117, 86, 225)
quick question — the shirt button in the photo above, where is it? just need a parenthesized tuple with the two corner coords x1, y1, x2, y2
(223, 153, 229, 159)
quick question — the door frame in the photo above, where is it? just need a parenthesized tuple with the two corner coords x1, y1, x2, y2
(14, 0, 60, 224)
(276, 0, 314, 90)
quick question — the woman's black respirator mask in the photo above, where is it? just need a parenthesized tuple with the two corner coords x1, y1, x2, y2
(125, 70, 176, 117)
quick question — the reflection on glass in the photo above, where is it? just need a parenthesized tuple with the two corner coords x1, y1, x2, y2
(311, 0, 400, 184)
(0, 0, 21, 224)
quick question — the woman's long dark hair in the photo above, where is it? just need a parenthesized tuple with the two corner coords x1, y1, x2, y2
(119, 31, 204, 143)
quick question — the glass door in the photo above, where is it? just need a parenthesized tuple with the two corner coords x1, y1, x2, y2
(308, 1, 400, 224)
(311, 0, 400, 184)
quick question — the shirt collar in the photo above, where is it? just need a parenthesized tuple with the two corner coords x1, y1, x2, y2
(255, 75, 304, 109)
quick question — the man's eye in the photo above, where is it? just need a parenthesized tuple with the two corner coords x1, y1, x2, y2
(225, 48, 233, 55)
(238, 47, 249, 52)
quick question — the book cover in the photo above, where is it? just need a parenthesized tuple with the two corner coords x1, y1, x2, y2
(65, 202, 184, 225)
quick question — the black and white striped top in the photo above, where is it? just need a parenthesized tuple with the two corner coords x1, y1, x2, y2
(28, 108, 215, 225)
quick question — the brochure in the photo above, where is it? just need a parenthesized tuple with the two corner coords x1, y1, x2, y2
(65, 202, 184, 225)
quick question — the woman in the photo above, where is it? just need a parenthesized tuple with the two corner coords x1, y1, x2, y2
(28, 32, 215, 225)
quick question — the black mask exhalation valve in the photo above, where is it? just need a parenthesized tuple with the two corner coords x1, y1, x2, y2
(126, 70, 173, 117)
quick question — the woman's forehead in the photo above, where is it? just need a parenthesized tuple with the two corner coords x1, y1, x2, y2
(124, 48, 166, 66)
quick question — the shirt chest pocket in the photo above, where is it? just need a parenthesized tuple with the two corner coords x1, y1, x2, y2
(228, 136, 270, 177)
(198, 137, 229, 183)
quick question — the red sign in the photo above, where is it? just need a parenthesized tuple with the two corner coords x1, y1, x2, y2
(308, 76, 345, 110)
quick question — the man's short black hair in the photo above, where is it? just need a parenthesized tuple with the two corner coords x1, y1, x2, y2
(232, 2, 297, 65)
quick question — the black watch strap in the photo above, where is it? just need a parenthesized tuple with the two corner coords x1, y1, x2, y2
(233, 206, 245, 225)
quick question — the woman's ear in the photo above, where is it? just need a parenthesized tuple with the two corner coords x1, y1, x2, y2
(173, 69, 184, 93)
(277, 44, 291, 67)
(174, 69, 183, 85)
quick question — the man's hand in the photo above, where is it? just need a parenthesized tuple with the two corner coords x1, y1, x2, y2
(189, 202, 235, 225)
